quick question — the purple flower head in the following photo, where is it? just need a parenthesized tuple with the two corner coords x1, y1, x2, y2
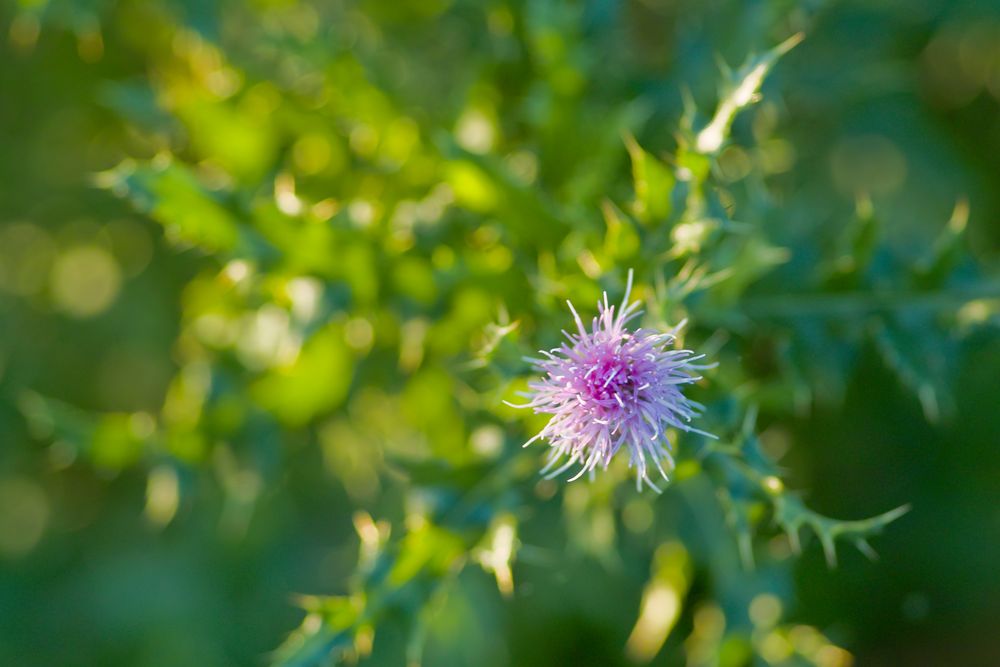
(510, 271, 712, 492)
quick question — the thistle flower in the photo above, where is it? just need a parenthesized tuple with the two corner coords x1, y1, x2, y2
(509, 271, 712, 492)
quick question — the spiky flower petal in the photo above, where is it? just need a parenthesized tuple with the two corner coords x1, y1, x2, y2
(510, 271, 712, 491)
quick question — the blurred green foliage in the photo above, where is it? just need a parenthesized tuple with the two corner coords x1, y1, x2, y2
(2, 0, 1000, 666)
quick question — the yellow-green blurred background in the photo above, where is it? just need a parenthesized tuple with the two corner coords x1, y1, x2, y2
(1, 1, 1000, 666)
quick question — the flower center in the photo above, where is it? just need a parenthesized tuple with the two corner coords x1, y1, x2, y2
(582, 355, 636, 406)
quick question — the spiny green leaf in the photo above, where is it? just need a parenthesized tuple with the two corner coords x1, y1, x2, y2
(871, 314, 954, 423)
(18, 392, 157, 471)
(772, 495, 911, 567)
(916, 198, 970, 288)
(271, 621, 352, 667)
(250, 324, 355, 427)
(822, 197, 881, 289)
(697, 415, 909, 568)
(271, 597, 361, 667)
(95, 158, 249, 255)
(436, 134, 567, 245)
(694, 33, 804, 155)
(625, 134, 674, 225)
(601, 199, 642, 261)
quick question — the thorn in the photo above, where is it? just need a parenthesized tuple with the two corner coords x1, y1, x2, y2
(856, 538, 879, 561)
(820, 533, 838, 569)
(786, 527, 801, 555)
(875, 503, 912, 527)
(775, 32, 806, 56)
(948, 197, 969, 234)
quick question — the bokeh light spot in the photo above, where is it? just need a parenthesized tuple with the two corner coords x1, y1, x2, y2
(50, 245, 122, 317)
(0, 478, 49, 558)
